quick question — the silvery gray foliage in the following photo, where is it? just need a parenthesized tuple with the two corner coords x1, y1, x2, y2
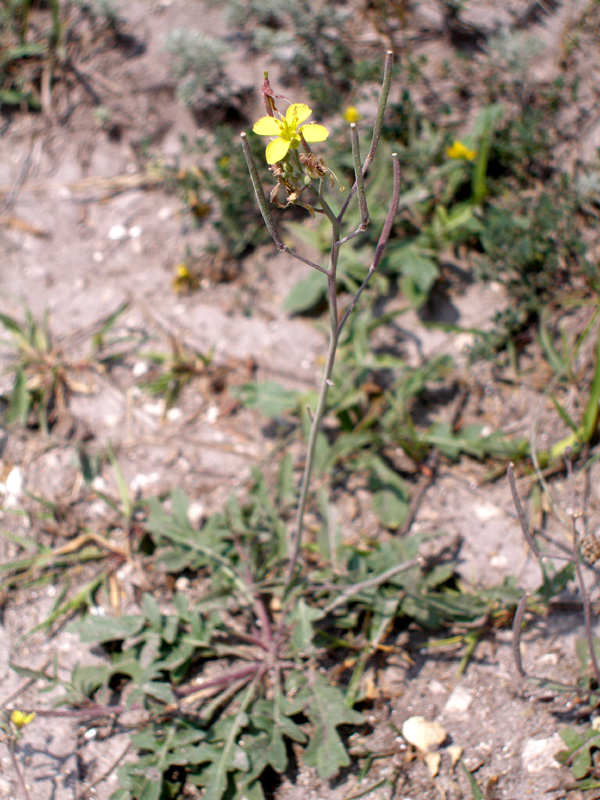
(164, 29, 227, 109)
(73, 0, 121, 24)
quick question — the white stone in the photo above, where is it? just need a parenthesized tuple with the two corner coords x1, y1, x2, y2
(108, 224, 127, 241)
(429, 680, 446, 695)
(132, 360, 149, 378)
(444, 686, 473, 713)
(425, 751, 441, 777)
(206, 405, 219, 424)
(401, 716, 447, 752)
(187, 501, 204, 528)
(5, 467, 23, 497)
(473, 502, 500, 521)
(91, 476, 108, 493)
(143, 402, 164, 417)
(522, 735, 563, 773)
(130, 473, 160, 493)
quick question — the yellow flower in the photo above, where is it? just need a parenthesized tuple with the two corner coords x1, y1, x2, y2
(10, 710, 35, 730)
(343, 106, 361, 124)
(446, 140, 477, 161)
(253, 103, 329, 165)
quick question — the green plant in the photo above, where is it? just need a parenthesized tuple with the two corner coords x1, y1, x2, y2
(58, 472, 540, 799)
(73, 0, 121, 26)
(178, 125, 274, 257)
(0, 307, 87, 432)
(0, 301, 131, 432)
(164, 28, 229, 114)
(0, 449, 141, 635)
(215, 0, 367, 114)
(138, 338, 213, 417)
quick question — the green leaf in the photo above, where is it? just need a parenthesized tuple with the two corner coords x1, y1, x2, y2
(288, 598, 324, 655)
(371, 488, 409, 529)
(284, 269, 326, 314)
(68, 614, 146, 643)
(6, 366, 30, 426)
(573, 747, 593, 779)
(143, 681, 176, 705)
(192, 693, 254, 800)
(142, 593, 162, 630)
(460, 760, 485, 800)
(116, 763, 162, 800)
(235, 380, 299, 418)
(385, 244, 439, 308)
(302, 675, 364, 780)
(276, 452, 295, 509)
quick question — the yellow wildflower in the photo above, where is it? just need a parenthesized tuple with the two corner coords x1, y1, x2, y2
(10, 710, 36, 730)
(446, 140, 477, 161)
(253, 103, 329, 165)
(343, 106, 361, 124)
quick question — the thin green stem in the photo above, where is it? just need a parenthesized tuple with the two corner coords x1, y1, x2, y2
(8, 738, 31, 800)
(287, 208, 340, 583)
(338, 50, 393, 222)
(338, 154, 401, 334)
(241, 133, 285, 252)
(350, 123, 368, 230)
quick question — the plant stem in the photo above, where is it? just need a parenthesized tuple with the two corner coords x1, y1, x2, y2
(8, 738, 31, 800)
(286, 210, 340, 584)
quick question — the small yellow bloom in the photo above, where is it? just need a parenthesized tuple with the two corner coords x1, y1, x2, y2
(446, 140, 477, 161)
(253, 103, 329, 165)
(343, 106, 361, 124)
(10, 710, 36, 729)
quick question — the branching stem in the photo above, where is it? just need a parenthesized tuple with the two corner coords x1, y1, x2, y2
(245, 53, 397, 587)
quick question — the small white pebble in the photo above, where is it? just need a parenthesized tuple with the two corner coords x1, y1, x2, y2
(5, 467, 23, 497)
(108, 224, 127, 241)
(444, 686, 473, 713)
(130, 473, 160, 493)
(188, 501, 204, 528)
(175, 576, 190, 592)
(206, 405, 219, 424)
(92, 476, 108, 493)
(158, 207, 173, 220)
(166, 407, 182, 422)
(93, 251, 104, 263)
(429, 680, 446, 695)
(473, 502, 500, 521)
(84, 728, 97, 741)
(132, 361, 149, 378)
(143, 402, 164, 417)
(128, 225, 142, 238)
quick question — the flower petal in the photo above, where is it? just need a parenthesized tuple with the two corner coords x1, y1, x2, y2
(286, 103, 312, 126)
(299, 123, 329, 143)
(253, 116, 282, 136)
(266, 137, 291, 164)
